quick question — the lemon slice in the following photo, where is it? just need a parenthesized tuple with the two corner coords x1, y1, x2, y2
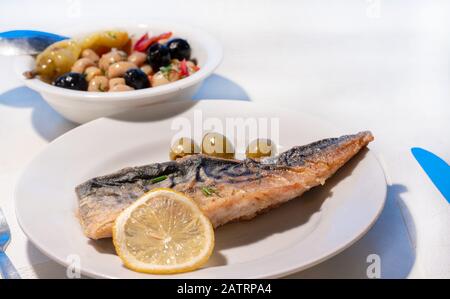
(112, 188, 214, 274)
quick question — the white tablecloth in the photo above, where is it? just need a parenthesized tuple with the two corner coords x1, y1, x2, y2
(0, 0, 449, 278)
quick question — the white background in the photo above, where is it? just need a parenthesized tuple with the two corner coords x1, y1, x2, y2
(0, 0, 449, 278)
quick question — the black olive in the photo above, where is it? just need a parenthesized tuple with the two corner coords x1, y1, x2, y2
(124, 68, 150, 90)
(166, 38, 191, 61)
(53, 72, 87, 91)
(146, 43, 171, 70)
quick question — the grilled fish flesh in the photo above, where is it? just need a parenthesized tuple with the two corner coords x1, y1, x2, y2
(76, 131, 374, 239)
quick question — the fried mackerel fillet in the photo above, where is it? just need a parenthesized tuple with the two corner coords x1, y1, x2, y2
(76, 131, 374, 239)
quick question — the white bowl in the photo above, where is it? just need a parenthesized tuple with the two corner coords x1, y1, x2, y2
(14, 22, 222, 123)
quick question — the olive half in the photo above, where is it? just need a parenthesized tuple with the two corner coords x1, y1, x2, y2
(201, 132, 235, 159)
(245, 138, 275, 159)
(169, 137, 200, 160)
(53, 72, 88, 91)
(166, 38, 191, 61)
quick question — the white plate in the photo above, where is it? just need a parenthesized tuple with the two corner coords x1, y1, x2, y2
(15, 100, 387, 278)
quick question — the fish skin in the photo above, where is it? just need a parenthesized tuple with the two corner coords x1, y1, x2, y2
(76, 131, 374, 239)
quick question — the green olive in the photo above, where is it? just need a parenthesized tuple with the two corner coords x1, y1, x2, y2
(169, 137, 200, 160)
(35, 40, 81, 81)
(246, 138, 275, 159)
(201, 132, 235, 159)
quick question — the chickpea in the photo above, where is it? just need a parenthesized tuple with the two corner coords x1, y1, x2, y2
(71, 58, 95, 73)
(88, 76, 109, 92)
(109, 77, 125, 89)
(107, 61, 137, 78)
(127, 51, 147, 67)
(81, 49, 100, 63)
(99, 50, 127, 71)
(109, 84, 134, 92)
(84, 66, 102, 81)
(140, 64, 153, 75)
(151, 71, 170, 87)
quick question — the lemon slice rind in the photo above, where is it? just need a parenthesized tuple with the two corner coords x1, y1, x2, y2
(112, 188, 214, 274)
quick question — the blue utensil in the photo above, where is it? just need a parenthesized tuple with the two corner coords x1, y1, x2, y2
(411, 147, 450, 203)
(0, 30, 68, 56)
(0, 208, 21, 279)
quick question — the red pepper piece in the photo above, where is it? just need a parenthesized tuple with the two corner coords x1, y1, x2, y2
(180, 59, 189, 77)
(133, 33, 149, 52)
(134, 32, 173, 52)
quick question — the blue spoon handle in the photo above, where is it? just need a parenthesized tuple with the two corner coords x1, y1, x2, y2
(0, 30, 68, 40)
(0, 30, 69, 56)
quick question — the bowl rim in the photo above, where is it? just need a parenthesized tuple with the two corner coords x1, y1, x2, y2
(16, 21, 223, 103)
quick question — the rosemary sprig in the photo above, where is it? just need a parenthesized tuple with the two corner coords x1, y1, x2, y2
(201, 187, 217, 196)
(160, 65, 172, 77)
(107, 31, 117, 39)
(151, 175, 168, 184)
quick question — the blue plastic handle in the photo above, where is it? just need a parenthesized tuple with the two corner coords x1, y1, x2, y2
(0, 30, 68, 41)
(412, 147, 450, 203)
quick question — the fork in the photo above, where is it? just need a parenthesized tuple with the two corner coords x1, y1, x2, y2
(0, 208, 21, 279)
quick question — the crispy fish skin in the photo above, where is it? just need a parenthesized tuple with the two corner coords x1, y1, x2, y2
(76, 131, 374, 239)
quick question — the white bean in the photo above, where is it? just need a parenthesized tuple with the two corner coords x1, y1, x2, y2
(81, 49, 100, 63)
(109, 84, 134, 92)
(109, 77, 125, 89)
(71, 58, 95, 73)
(151, 71, 170, 87)
(99, 51, 126, 71)
(128, 51, 147, 67)
(140, 64, 153, 75)
(107, 61, 137, 78)
(88, 76, 109, 92)
(168, 70, 180, 82)
(84, 66, 102, 81)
